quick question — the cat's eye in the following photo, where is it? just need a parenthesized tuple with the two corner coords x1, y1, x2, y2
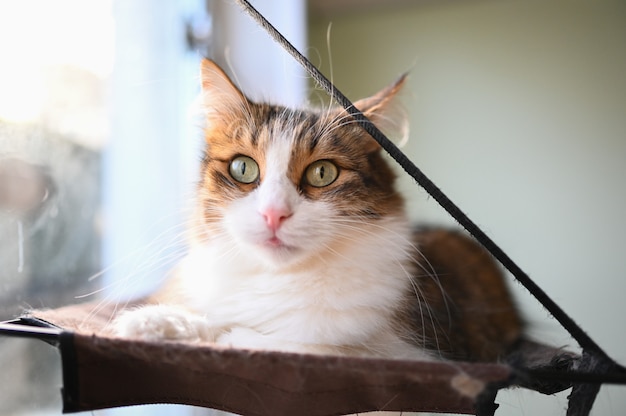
(229, 155, 260, 184)
(305, 160, 338, 188)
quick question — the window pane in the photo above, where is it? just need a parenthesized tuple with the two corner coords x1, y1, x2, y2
(0, 0, 111, 316)
(0, 1, 109, 414)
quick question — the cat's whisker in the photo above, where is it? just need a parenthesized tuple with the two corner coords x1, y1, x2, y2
(77, 215, 198, 328)
(328, 217, 441, 279)
(316, 110, 361, 139)
(323, 217, 451, 353)
(325, 118, 375, 137)
(79, 240, 187, 302)
(84, 213, 192, 285)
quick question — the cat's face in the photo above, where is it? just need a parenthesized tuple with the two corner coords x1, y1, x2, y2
(197, 60, 407, 269)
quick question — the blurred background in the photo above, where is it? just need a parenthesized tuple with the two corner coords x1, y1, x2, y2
(0, 0, 624, 415)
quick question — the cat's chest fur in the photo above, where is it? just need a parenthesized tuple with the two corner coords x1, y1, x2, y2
(172, 214, 421, 357)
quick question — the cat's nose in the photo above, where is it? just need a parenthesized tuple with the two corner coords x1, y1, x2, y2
(261, 207, 292, 232)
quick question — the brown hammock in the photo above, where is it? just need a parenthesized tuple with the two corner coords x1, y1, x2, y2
(0, 301, 574, 416)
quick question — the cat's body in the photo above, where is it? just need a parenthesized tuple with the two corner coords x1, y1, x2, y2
(113, 59, 522, 362)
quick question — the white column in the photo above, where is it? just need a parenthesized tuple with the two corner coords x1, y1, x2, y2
(103, 0, 200, 300)
(210, 0, 307, 107)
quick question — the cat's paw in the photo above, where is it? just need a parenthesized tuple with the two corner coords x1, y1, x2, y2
(112, 305, 215, 342)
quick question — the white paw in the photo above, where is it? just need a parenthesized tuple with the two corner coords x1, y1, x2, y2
(112, 305, 215, 342)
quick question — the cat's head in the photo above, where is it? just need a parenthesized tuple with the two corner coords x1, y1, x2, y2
(196, 59, 408, 269)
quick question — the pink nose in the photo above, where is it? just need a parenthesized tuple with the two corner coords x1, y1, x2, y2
(262, 207, 292, 232)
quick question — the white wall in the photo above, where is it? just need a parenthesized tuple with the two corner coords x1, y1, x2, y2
(310, 1, 626, 414)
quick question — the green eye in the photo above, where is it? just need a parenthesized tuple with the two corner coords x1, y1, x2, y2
(229, 155, 259, 184)
(305, 160, 338, 187)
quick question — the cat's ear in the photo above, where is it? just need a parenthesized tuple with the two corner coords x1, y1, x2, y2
(200, 59, 248, 115)
(352, 74, 409, 151)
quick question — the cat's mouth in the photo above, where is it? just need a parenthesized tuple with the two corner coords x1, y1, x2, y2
(260, 236, 300, 256)
(264, 236, 288, 248)
(263, 236, 295, 250)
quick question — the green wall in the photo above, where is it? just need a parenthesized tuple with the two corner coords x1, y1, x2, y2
(309, 1, 626, 414)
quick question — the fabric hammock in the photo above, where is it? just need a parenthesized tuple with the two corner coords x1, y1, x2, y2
(0, 300, 575, 416)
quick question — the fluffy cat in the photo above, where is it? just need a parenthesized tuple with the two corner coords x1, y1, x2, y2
(112, 59, 522, 362)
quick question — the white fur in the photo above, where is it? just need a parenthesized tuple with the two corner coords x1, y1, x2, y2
(113, 139, 429, 360)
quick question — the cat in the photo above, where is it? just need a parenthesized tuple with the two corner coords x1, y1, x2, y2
(112, 59, 522, 362)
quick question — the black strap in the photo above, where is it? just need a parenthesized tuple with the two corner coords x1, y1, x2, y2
(231, 0, 609, 361)
(0, 318, 62, 346)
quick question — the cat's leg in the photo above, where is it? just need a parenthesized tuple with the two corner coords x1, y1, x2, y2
(216, 327, 322, 354)
(112, 304, 218, 342)
(217, 327, 356, 356)
(217, 327, 287, 350)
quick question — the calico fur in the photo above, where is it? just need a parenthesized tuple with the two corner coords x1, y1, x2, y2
(113, 59, 522, 362)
